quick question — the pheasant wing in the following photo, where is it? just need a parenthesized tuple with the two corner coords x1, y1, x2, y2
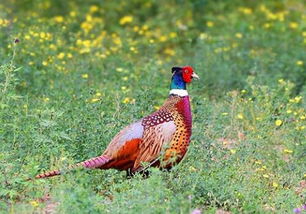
(133, 111, 176, 172)
(103, 120, 144, 158)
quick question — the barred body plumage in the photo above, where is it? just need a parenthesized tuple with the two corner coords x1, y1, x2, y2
(34, 66, 198, 179)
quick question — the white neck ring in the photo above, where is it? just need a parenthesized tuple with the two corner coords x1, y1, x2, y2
(169, 89, 188, 96)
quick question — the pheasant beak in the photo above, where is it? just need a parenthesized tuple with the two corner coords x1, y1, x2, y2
(191, 72, 200, 80)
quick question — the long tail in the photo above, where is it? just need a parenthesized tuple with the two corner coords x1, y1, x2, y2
(35, 155, 110, 179)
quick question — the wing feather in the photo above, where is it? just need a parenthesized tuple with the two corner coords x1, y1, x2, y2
(103, 121, 144, 158)
(133, 120, 176, 171)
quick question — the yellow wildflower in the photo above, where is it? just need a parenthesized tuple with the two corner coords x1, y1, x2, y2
(154, 106, 160, 110)
(272, 182, 278, 188)
(70, 11, 76, 17)
(223, 47, 230, 52)
(256, 168, 264, 172)
(263, 23, 271, 28)
(230, 149, 236, 154)
(116, 67, 123, 72)
(99, 54, 106, 59)
(206, 21, 214, 27)
(255, 160, 262, 165)
(189, 166, 197, 172)
(0, 19, 9, 27)
(138, 30, 144, 35)
(95, 92, 102, 97)
(119, 15, 133, 25)
(275, 119, 282, 126)
(243, 8, 252, 14)
(90, 98, 100, 103)
(42, 61, 48, 66)
(159, 35, 168, 42)
(43, 97, 50, 102)
(169, 32, 177, 38)
(283, 149, 293, 154)
(40, 32, 46, 39)
(82, 40, 91, 47)
(54, 16, 64, 23)
(164, 48, 175, 56)
(30, 200, 39, 207)
(81, 74, 88, 79)
(89, 5, 99, 13)
(302, 32, 306, 37)
(157, 60, 163, 65)
(142, 25, 149, 30)
(113, 37, 122, 46)
(296, 60, 303, 66)
(267, 12, 277, 20)
(123, 97, 130, 104)
(49, 44, 56, 50)
(86, 15, 92, 22)
(133, 26, 139, 32)
(81, 22, 93, 32)
(238, 7, 252, 15)
(294, 96, 302, 103)
(235, 33, 243, 39)
(76, 39, 82, 46)
(122, 98, 135, 104)
(199, 33, 208, 40)
(232, 42, 238, 48)
(57, 52, 65, 59)
(289, 22, 298, 29)
(130, 46, 138, 53)
(262, 174, 269, 178)
(237, 113, 244, 119)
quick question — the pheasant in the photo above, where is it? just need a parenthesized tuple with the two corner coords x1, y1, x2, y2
(35, 66, 199, 179)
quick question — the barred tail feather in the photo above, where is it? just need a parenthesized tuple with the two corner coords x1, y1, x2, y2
(35, 169, 61, 179)
(35, 155, 110, 179)
(78, 155, 110, 169)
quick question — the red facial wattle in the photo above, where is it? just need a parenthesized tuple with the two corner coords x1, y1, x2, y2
(182, 66, 194, 83)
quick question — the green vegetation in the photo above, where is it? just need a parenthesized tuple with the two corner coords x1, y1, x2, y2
(0, 0, 305, 213)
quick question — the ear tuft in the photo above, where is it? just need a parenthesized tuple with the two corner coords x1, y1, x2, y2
(171, 67, 182, 73)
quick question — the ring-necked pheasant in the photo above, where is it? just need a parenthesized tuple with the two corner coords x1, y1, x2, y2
(35, 66, 199, 179)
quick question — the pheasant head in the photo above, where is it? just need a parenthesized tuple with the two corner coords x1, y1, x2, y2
(170, 66, 199, 96)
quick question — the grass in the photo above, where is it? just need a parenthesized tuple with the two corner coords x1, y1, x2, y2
(0, 0, 305, 213)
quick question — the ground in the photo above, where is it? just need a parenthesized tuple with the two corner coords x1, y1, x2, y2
(0, 0, 305, 213)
